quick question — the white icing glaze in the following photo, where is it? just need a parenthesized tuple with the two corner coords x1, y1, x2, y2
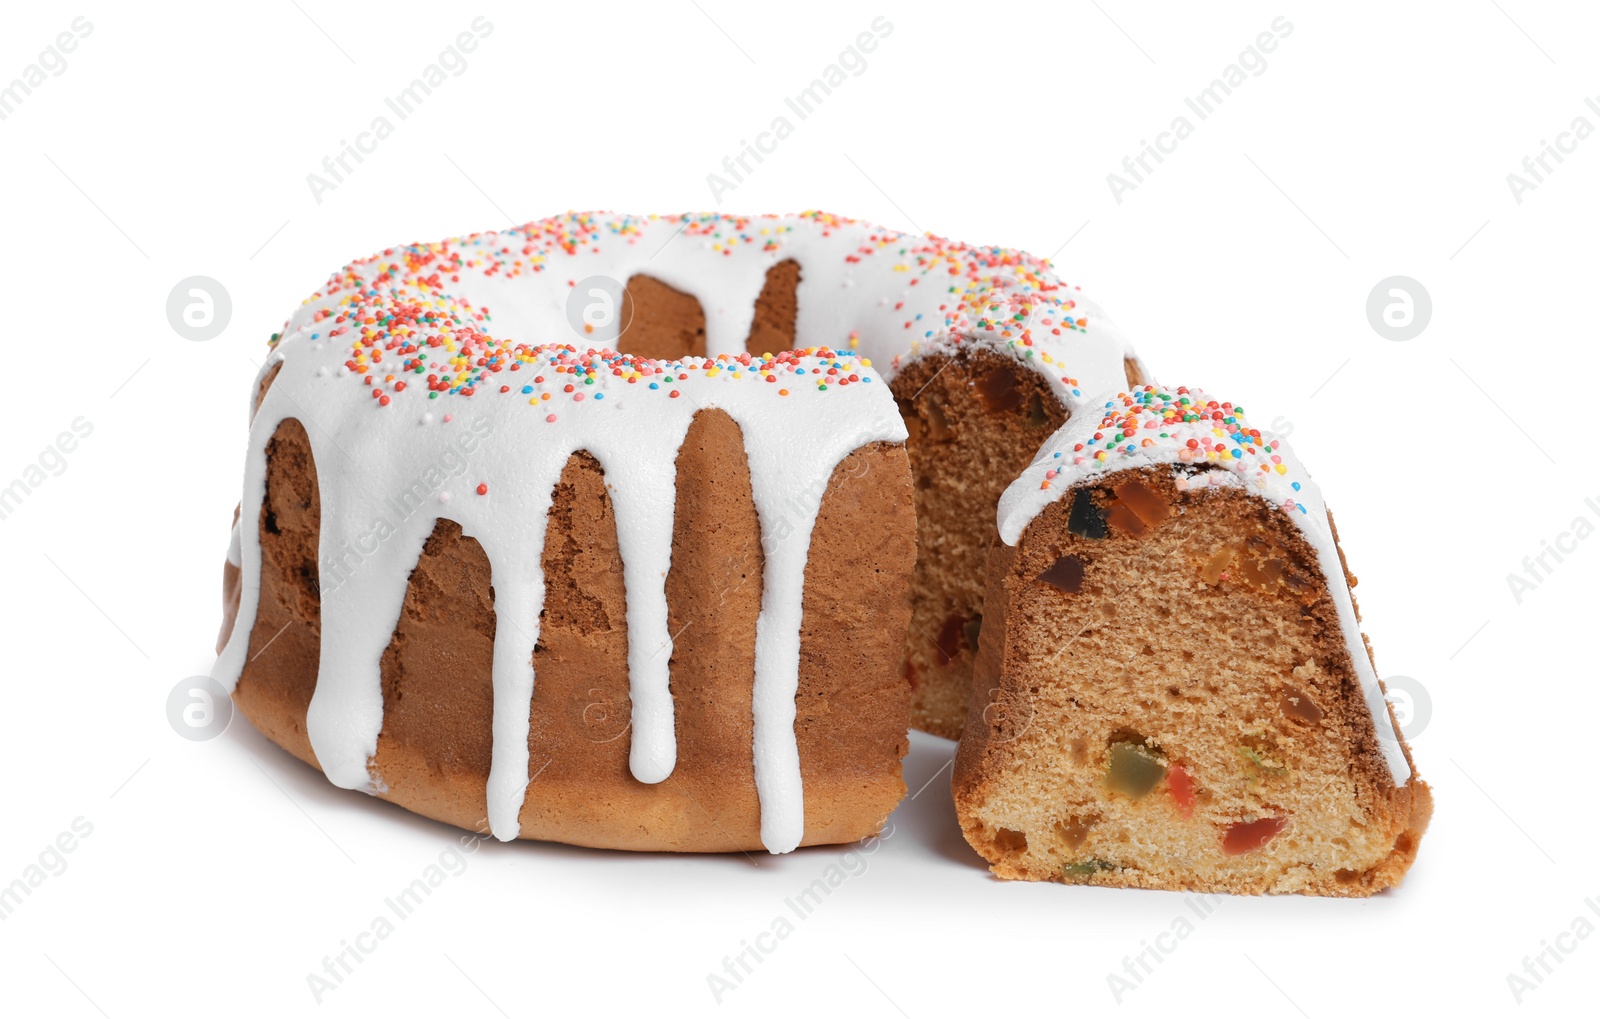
(214, 212, 1135, 852)
(996, 387, 1413, 785)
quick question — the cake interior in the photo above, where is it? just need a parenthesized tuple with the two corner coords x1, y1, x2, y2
(955, 466, 1430, 895)
(888, 350, 1068, 738)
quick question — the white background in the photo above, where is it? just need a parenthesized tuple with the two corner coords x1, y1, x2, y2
(1, 1, 1596, 1015)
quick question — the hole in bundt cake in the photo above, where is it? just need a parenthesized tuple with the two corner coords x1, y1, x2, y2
(889, 349, 1070, 740)
(746, 259, 800, 354)
(618, 275, 706, 359)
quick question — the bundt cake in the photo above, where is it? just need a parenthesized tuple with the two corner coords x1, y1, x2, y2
(215, 211, 1139, 852)
(952, 387, 1432, 894)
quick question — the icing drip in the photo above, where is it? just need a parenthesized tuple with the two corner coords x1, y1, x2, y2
(996, 386, 1413, 785)
(216, 211, 1136, 852)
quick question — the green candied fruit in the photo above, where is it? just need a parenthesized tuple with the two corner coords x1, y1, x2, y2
(1063, 858, 1117, 883)
(1107, 741, 1167, 799)
(1068, 488, 1108, 540)
(1238, 745, 1288, 778)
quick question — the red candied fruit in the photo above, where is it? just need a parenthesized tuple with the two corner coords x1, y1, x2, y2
(1223, 816, 1287, 855)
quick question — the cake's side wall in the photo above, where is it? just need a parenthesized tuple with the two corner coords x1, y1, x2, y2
(890, 348, 1069, 740)
(231, 417, 322, 770)
(228, 408, 915, 851)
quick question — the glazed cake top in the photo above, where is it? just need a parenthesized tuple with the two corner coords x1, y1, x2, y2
(274, 210, 1133, 416)
(997, 386, 1413, 785)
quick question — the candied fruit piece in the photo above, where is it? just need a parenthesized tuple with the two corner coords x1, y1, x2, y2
(1279, 685, 1324, 724)
(1055, 815, 1097, 849)
(1038, 554, 1086, 593)
(1168, 763, 1196, 819)
(924, 399, 954, 441)
(1068, 489, 1108, 540)
(1239, 555, 1287, 588)
(1113, 479, 1171, 527)
(898, 404, 920, 443)
(1062, 858, 1117, 882)
(1107, 741, 1167, 799)
(1024, 391, 1050, 429)
(1201, 543, 1240, 584)
(1105, 502, 1148, 536)
(1238, 745, 1288, 778)
(935, 614, 967, 662)
(977, 364, 1024, 412)
(1223, 815, 1287, 855)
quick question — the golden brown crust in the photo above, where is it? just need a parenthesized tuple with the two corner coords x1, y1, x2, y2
(225, 410, 916, 851)
(890, 349, 1069, 739)
(953, 466, 1430, 895)
(230, 418, 322, 768)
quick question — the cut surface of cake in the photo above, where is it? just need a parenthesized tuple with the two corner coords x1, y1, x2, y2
(952, 387, 1431, 894)
(216, 212, 1138, 852)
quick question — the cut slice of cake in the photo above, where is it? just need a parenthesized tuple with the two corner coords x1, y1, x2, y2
(953, 386, 1431, 895)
